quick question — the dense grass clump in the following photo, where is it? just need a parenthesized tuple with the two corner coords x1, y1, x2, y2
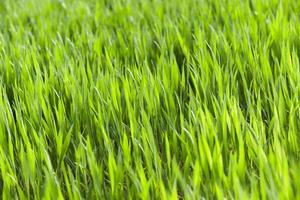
(0, 0, 300, 199)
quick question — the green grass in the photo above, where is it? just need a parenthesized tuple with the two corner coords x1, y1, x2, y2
(0, 0, 300, 199)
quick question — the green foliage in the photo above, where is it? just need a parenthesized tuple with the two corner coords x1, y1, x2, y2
(0, 0, 300, 199)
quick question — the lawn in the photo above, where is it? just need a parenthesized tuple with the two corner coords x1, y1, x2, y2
(0, 0, 299, 199)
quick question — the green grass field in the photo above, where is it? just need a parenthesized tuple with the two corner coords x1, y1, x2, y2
(0, 0, 300, 199)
